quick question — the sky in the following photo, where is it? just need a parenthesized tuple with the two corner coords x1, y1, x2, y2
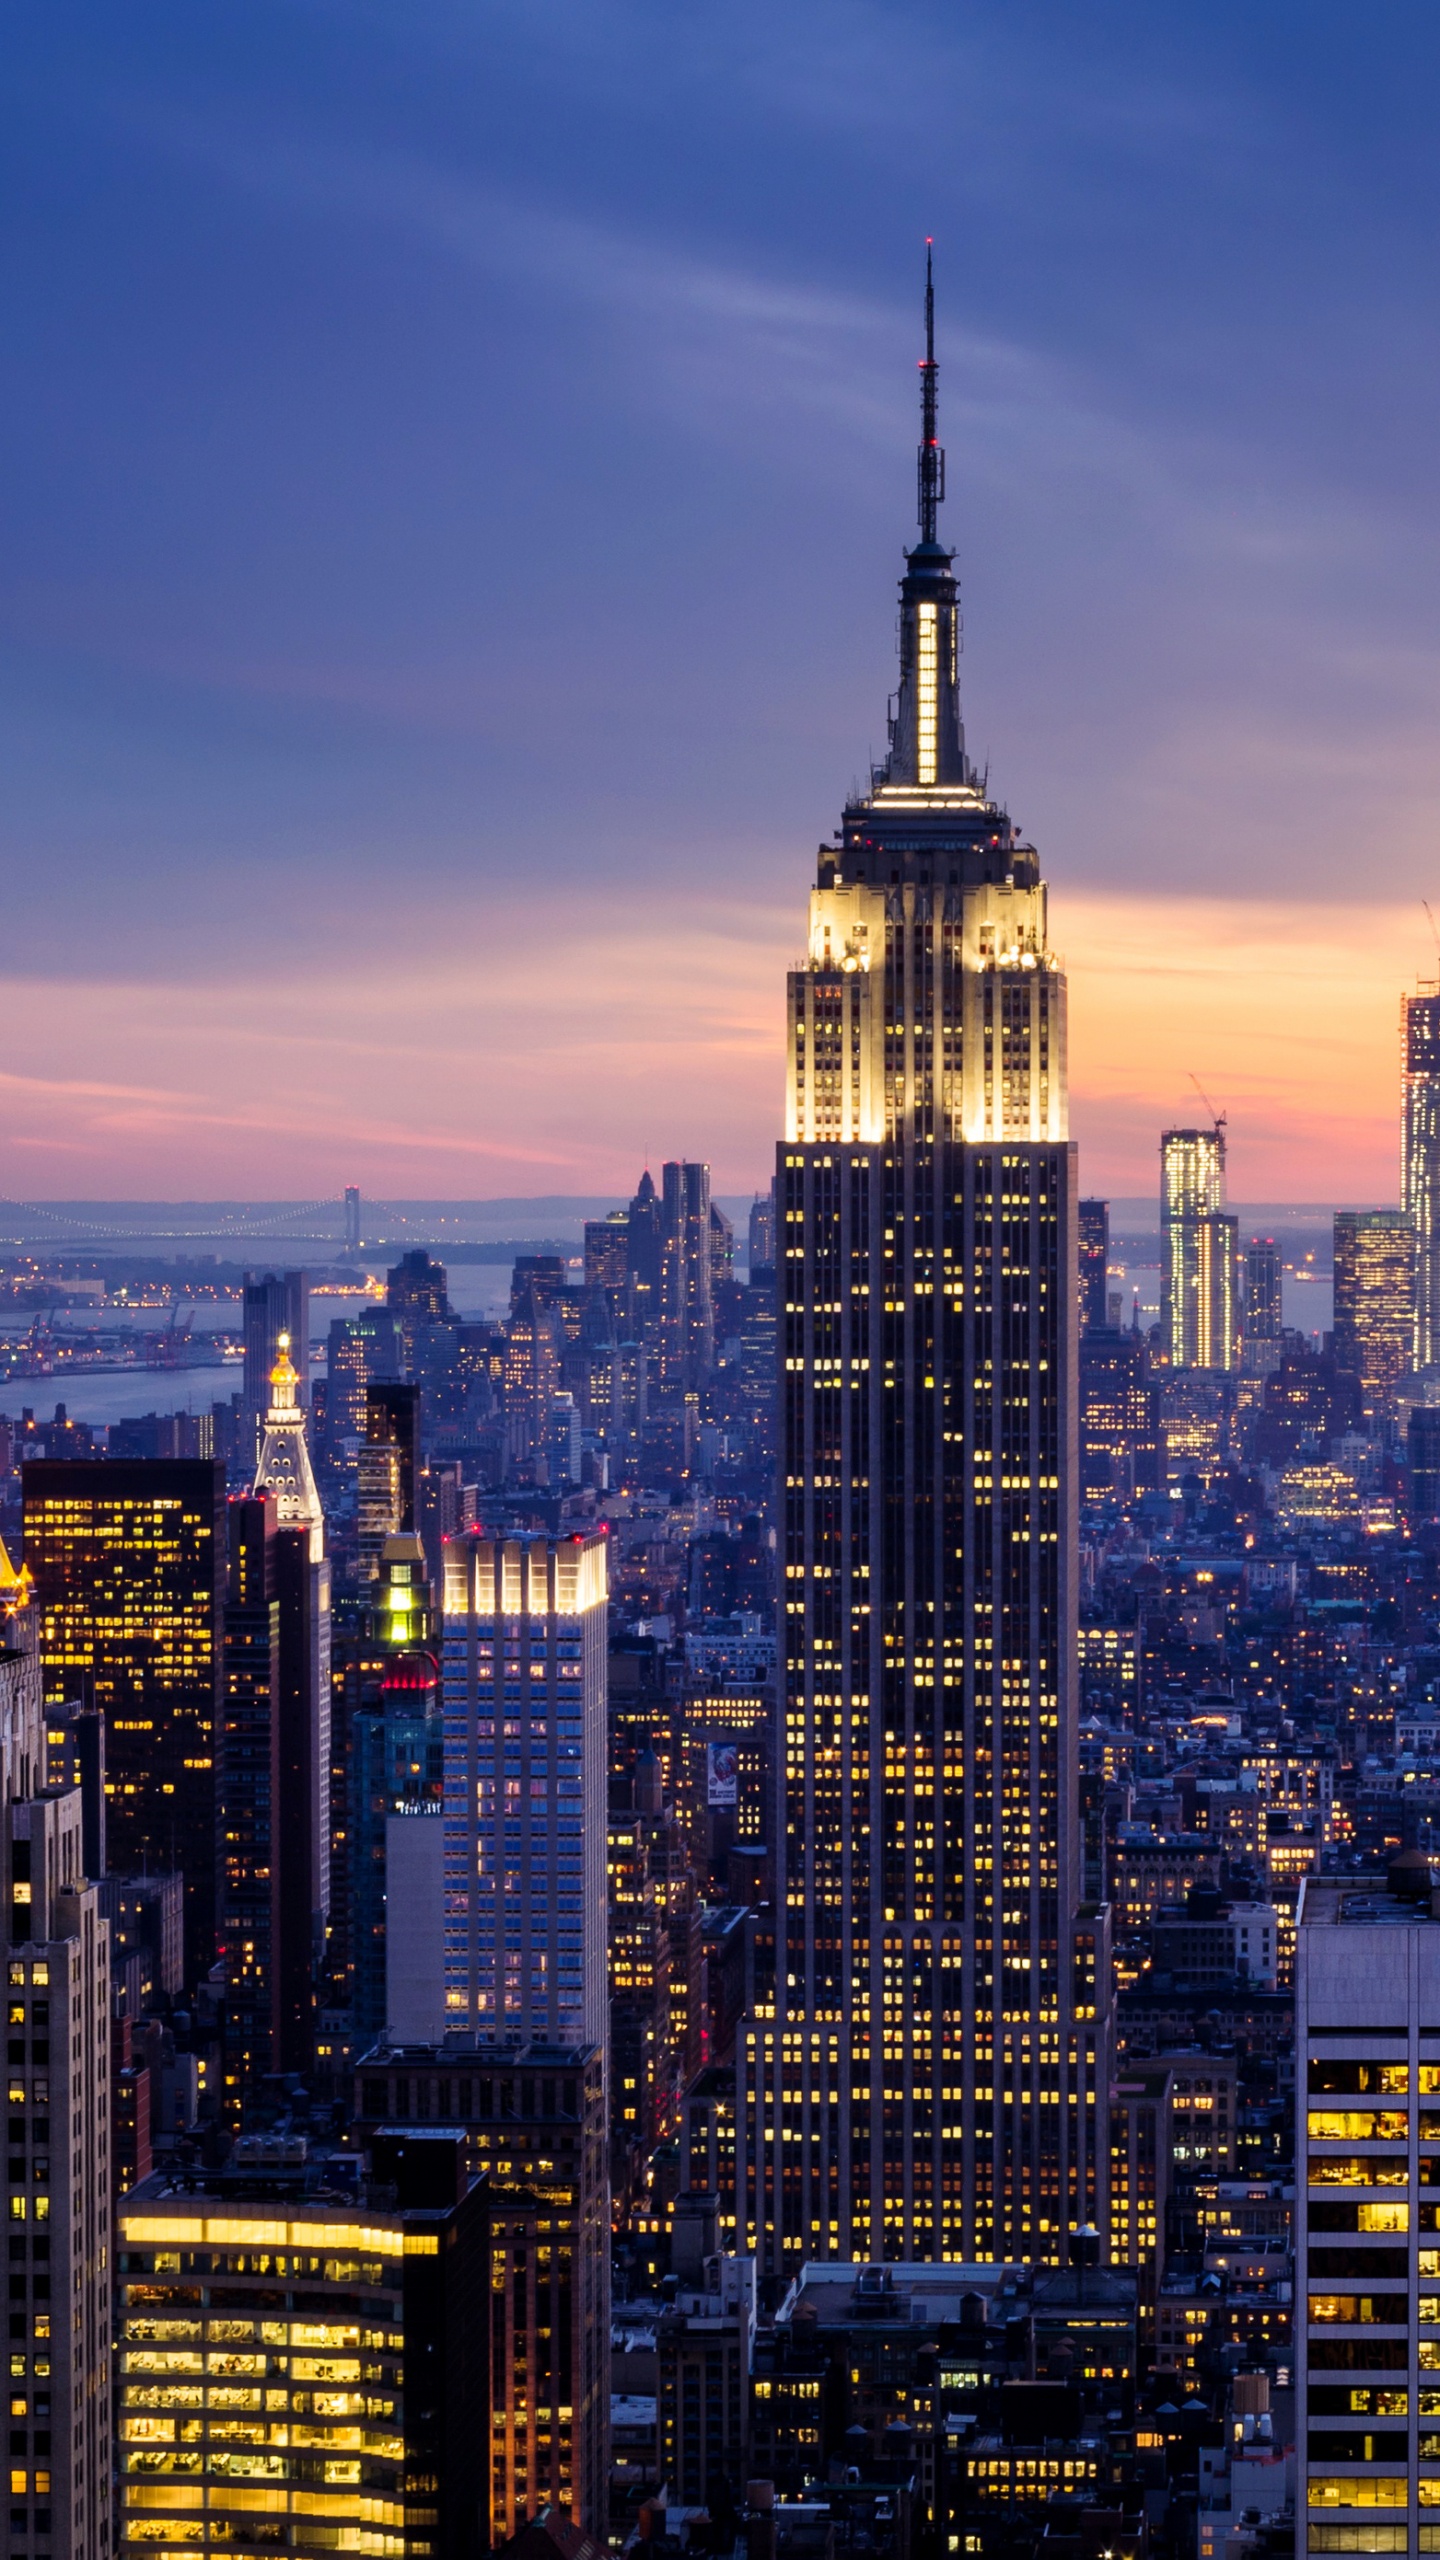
(6, 1, 1440, 1201)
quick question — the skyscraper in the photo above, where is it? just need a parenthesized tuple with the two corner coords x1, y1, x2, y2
(440, 1530, 607, 2047)
(350, 1532, 443, 2052)
(251, 1335, 332, 2073)
(1161, 1126, 1238, 1370)
(431, 1528, 612, 2533)
(116, 2131, 488, 2558)
(219, 1490, 281, 2099)
(1244, 1236, 1282, 1357)
(352, 2044, 610, 2540)
(1404, 982, 1440, 1369)
(1295, 1862, 1440, 2555)
(1332, 1209, 1415, 1423)
(660, 1160, 715, 1388)
(627, 1169, 664, 1346)
(357, 1380, 420, 1580)
(1077, 1197, 1109, 1334)
(23, 1457, 224, 1977)
(242, 1268, 308, 1452)
(748, 1182, 777, 1275)
(0, 1550, 112, 2560)
(739, 257, 1107, 2274)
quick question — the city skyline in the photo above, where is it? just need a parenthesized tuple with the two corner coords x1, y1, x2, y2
(9, 8, 1440, 1196)
(11, 12, 1440, 2552)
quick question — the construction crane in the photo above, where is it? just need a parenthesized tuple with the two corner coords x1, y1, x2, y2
(1188, 1071, 1226, 1134)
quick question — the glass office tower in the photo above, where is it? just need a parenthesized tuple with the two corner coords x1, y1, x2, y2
(440, 1531, 607, 2047)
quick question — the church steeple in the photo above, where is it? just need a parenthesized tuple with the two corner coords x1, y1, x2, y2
(881, 244, 968, 793)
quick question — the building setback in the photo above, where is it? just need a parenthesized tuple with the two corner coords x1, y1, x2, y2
(739, 255, 1109, 2274)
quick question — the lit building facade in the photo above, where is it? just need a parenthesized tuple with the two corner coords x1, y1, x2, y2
(1162, 1128, 1238, 1371)
(1079, 1329, 1161, 1505)
(1296, 1864, 1440, 2558)
(1404, 984, 1440, 1370)
(1333, 1209, 1415, 1422)
(0, 1549, 112, 2560)
(440, 1533, 607, 2048)
(352, 2041, 610, 2540)
(739, 260, 1107, 2276)
(23, 1457, 224, 1977)
(116, 2135, 487, 2559)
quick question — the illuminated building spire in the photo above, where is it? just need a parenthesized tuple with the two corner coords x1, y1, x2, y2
(0, 1537, 33, 1618)
(881, 242, 968, 792)
(917, 237, 943, 546)
(253, 1330, 325, 1561)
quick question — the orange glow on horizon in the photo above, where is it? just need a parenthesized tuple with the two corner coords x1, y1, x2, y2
(0, 889, 1427, 1200)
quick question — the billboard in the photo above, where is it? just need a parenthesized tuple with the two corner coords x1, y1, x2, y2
(706, 1740, 739, 1807)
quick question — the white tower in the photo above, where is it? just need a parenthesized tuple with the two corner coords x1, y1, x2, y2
(252, 1333, 324, 1560)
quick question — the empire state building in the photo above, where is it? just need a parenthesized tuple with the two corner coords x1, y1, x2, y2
(740, 259, 1110, 2272)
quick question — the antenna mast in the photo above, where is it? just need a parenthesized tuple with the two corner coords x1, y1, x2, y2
(917, 240, 945, 544)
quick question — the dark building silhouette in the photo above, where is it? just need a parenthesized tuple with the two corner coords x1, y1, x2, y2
(358, 1381, 421, 1579)
(1245, 1236, 1283, 1344)
(1411, 1405, 1440, 1518)
(1078, 1197, 1109, 1334)
(219, 1491, 281, 2098)
(242, 1268, 308, 1448)
(627, 1170, 664, 1346)
(660, 1161, 715, 1388)
(1080, 1328, 1162, 1503)
(584, 1209, 631, 1305)
(1252, 1345, 1363, 1465)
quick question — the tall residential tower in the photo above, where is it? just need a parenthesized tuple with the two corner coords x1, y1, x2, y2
(1161, 1124, 1238, 1371)
(739, 256, 1108, 2274)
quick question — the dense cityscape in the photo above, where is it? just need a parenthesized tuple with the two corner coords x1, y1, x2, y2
(3, 261, 1440, 2560)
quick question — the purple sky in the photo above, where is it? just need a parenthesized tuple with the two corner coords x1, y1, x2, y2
(6, 3, 1440, 1195)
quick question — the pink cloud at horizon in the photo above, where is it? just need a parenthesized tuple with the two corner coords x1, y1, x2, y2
(0, 890, 1428, 1205)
